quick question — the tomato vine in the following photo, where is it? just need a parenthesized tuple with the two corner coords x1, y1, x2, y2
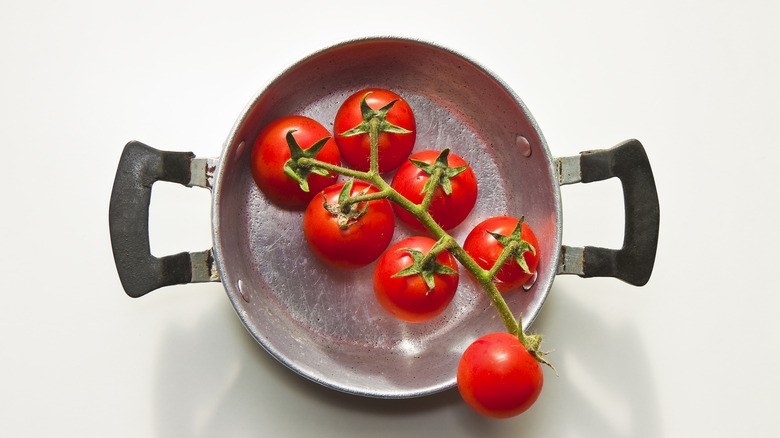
(252, 90, 558, 418)
(294, 111, 548, 358)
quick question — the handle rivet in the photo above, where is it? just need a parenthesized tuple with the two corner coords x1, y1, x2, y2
(516, 135, 532, 157)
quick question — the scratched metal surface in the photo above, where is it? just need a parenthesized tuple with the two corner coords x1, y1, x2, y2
(211, 38, 562, 398)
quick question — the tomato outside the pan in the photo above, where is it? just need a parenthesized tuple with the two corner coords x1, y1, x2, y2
(250, 115, 341, 209)
(391, 149, 477, 232)
(457, 332, 543, 418)
(463, 216, 539, 293)
(373, 236, 459, 323)
(303, 180, 395, 270)
(333, 88, 416, 173)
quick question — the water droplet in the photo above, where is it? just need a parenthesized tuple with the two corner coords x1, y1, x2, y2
(522, 271, 538, 291)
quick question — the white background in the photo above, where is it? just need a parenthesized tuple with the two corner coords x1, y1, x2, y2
(2, 1, 778, 436)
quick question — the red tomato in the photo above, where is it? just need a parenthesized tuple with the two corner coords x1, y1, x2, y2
(250, 115, 341, 208)
(457, 332, 543, 418)
(373, 237, 459, 323)
(333, 88, 416, 173)
(303, 181, 395, 269)
(462, 216, 540, 293)
(391, 149, 477, 232)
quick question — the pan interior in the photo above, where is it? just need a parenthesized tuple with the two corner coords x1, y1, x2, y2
(213, 38, 561, 398)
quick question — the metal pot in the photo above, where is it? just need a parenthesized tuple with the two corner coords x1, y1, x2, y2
(109, 37, 659, 398)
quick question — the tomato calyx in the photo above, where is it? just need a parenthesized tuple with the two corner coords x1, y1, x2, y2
(338, 92, 413, 138)
(486, 216, 537, 277)
(321, 179, 371, 230)
(283, 129, 335, 192)
(410, 148, 470, 196)
(515, 315, 557, 374)
(391, 238, 459, 293)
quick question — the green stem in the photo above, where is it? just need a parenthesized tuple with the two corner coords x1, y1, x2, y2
(419, 167, 444, 212)
(343, 189, 394, 206)
(369, 117, 381, 176)
(418, 235, 457, 269)
(487, 240, 520, 281)
(297, 157, 371, 180)
(514, 314, 534, 349)
(448, 245, 520, 335)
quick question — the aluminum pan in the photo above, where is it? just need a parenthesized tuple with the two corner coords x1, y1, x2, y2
(211, 37, 562, 398)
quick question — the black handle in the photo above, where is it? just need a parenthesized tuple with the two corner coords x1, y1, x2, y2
(109, 141, 196, 297)
(579, 139, 659, 286)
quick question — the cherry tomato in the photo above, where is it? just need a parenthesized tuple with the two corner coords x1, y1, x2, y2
(457, 332, 543, 418)
(462, 216, 540, 293)
(373, 236, 459, 323)
(250, 115, 341, 209)
(333, 88, 416, 173)
(303, 180, 395, 269)
(391, 149, 477, 232)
